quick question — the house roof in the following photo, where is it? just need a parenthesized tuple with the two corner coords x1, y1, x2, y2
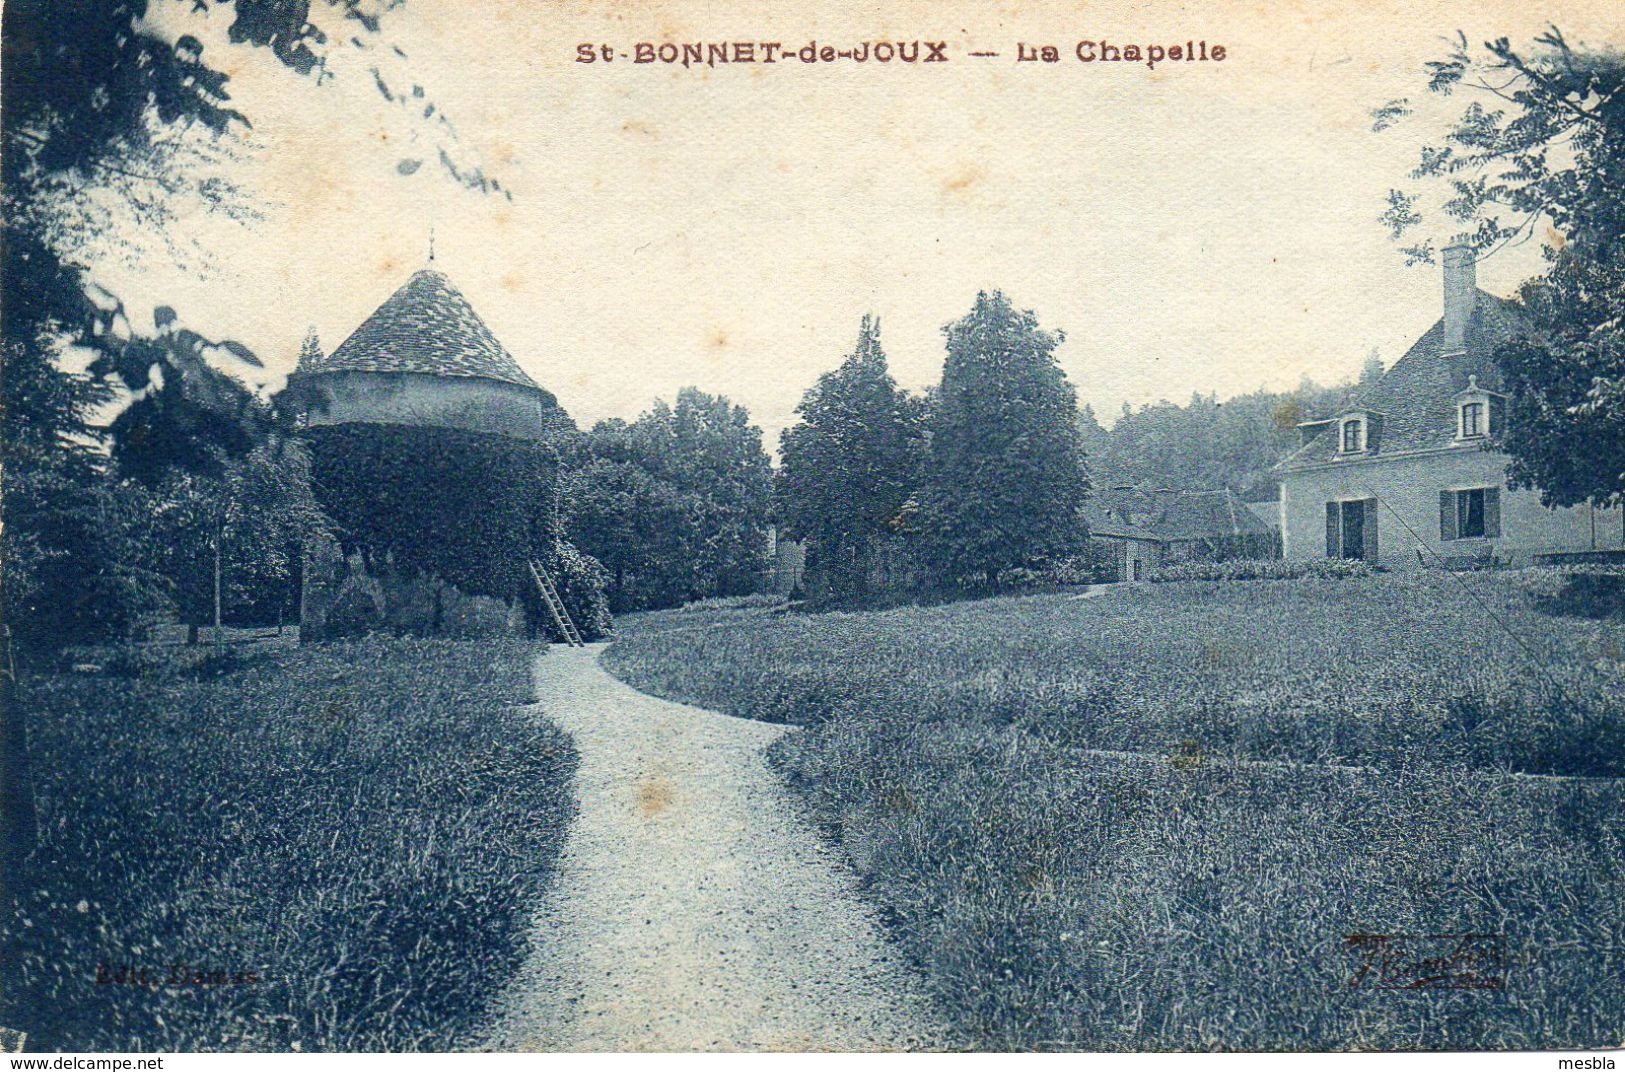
(1277, 290, 1526, 471)
(299, 269, 541, 390)
(1086, 487, 1273, 543)
(1081, 501, 1160, 542)
(1243, 500, 1281, 530)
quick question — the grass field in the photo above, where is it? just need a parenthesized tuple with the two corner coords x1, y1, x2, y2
(606, 573, 1625, 1050)
(3, 636, 574, 1051)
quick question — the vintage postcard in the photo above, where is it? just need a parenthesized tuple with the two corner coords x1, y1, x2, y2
(2, 0, 1623, 1058)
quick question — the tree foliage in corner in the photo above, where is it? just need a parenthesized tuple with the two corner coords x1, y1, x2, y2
(1378, 28, 1625, 508)
(778, 315, 924, 603)
(921, 291, 1091, 583)
(2, 0, 506, 652)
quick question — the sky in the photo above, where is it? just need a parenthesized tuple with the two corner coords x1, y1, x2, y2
(88, 0, 1622, 450)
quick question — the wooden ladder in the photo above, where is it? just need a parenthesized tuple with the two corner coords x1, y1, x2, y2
(528, 560, 584, 646)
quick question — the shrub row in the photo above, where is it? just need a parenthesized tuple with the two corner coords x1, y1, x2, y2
(1509, 566, 1625, 619)
(678, 592, 789, 613)
(1150, 558, 1374, 583)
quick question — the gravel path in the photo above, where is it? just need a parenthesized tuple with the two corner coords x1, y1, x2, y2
(487, 644, 951, 1052)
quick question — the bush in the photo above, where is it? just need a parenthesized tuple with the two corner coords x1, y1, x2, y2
(678, 592, 789, 613)
(1046, 556, 1101, 586)
(1151, 557, 1373, 583)
(3, 637, 576, 1051)
(443, 590, 520, 639)
(1512, 566, 1625, 618)
(548, 540, 613, 641)
(323, 573, 386, 638)
(995, 566, 1048, 589)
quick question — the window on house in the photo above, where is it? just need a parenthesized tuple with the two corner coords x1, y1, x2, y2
(1458, 489, 1485, 537)
(1439, 487, 1501, 541)
(1325, 499, 1378, 561)
(1341, 418, 1364, 453)
(1459, 401, 1485, 438)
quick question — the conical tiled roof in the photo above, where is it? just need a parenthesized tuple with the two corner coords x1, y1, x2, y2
(303, 269, 539, 390)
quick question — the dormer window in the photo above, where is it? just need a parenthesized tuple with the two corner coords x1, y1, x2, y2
(1453, 375, 1502, 444)
(1340, 417, 1364, 454)
(1459, 401, 1485, 439)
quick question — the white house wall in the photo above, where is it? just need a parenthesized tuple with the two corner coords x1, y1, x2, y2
(1281, 447, 1623, 568)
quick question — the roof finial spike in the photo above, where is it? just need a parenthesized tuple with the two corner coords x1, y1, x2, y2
(428, 225, 436, 264)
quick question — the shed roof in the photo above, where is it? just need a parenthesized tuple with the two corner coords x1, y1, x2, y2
(1087, 486, 1273, 543)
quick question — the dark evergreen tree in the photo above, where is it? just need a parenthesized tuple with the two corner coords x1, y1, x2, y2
(778, 316, 923, 603)
(921, 292, 1090, 584)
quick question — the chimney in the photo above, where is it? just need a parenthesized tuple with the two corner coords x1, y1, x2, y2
(1442, 234, 1476, 353)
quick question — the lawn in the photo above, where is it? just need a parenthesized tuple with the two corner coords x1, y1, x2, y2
(605, 573, 1625, 1050)
(2, 636, 574, 1051)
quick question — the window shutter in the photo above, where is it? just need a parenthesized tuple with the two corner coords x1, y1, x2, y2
(1364, 499, 1379, 562)
(1485, 486, 1501, 538)
(1366, 414, 1383, 453)
(1440, 491, 1457, 541)
(1326, 502, 1339, 558)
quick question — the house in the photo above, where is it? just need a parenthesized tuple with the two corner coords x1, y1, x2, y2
(1082, 500, 1162, 582)
(1275, 237, 1624, 568)
(1085, 485, 1278, 581)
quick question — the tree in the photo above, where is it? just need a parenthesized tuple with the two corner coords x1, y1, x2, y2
(1498, 261, 1625, 510)
(565, 391, 774, 610)
(1359, 348, 1386, 388)
(1094, 378, 1354, 501)
(778, 316, 923, 603)
(1076, 403, 1111, 467)
(143, 437, 329, 643)
(1376, 30, 1625, 507)
(563, 452, 692, 613)
(106, 305, 270, 485)
(921, 292, 1090, 584)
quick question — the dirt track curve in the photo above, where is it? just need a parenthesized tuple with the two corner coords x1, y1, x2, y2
(486, 644, 950, 1052)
